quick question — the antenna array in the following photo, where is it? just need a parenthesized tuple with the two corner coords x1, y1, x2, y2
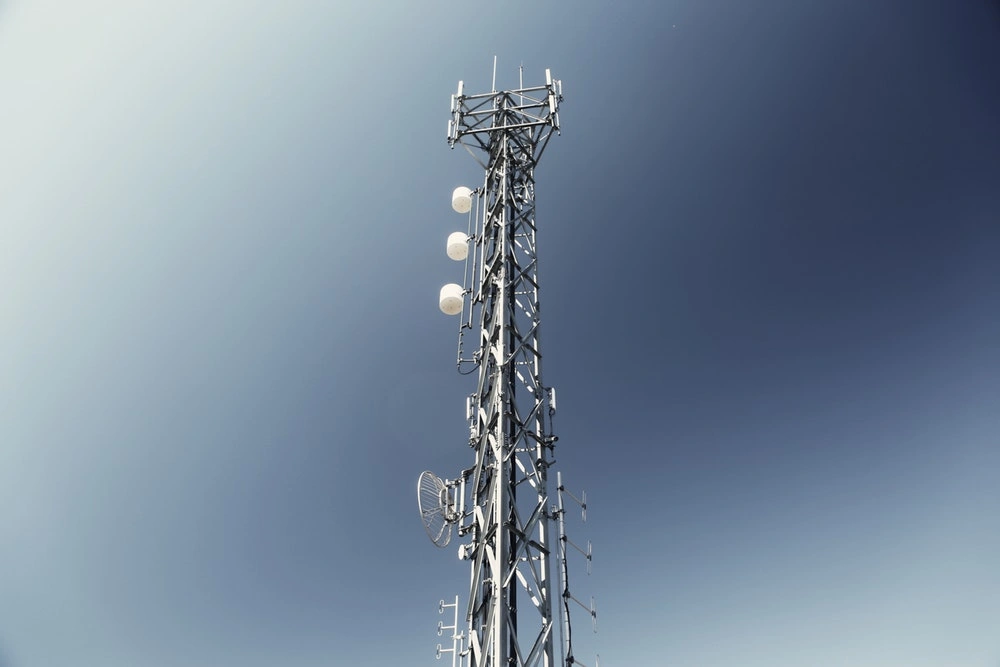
(418, 64, 596, 667)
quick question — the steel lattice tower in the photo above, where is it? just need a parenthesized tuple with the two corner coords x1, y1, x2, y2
(450, 68, 561, 667)
(419, 66, 569, 667)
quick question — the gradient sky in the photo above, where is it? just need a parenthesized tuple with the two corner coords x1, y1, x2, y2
(1, 2, 999, 666)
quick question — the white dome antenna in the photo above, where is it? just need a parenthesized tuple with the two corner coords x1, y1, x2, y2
(446, 232, 469, 261)
(451, 186, 473, 213)
(439, 284, 464, 315)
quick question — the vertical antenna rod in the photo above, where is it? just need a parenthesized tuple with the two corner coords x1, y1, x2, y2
(437, 66, 564, 667)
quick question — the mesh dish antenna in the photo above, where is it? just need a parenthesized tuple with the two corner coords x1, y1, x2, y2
(417, 471, 456, 547)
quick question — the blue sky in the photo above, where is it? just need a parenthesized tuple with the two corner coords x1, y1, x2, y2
(1, 1, 998, 666)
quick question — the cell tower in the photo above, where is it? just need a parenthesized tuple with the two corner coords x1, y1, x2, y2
(417, 64, 596, 667)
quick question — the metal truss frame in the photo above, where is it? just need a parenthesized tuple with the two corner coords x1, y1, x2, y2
(447, 70, 563, 667)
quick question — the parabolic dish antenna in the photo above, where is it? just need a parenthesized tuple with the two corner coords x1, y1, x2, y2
(417, 471, 456, 548)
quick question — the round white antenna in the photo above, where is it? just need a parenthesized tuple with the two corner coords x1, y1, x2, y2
(447, 232, 469, 261)
(439, 283, 463, 315)
(452, 186, 473, 213)
(417, 471, 455, 548)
